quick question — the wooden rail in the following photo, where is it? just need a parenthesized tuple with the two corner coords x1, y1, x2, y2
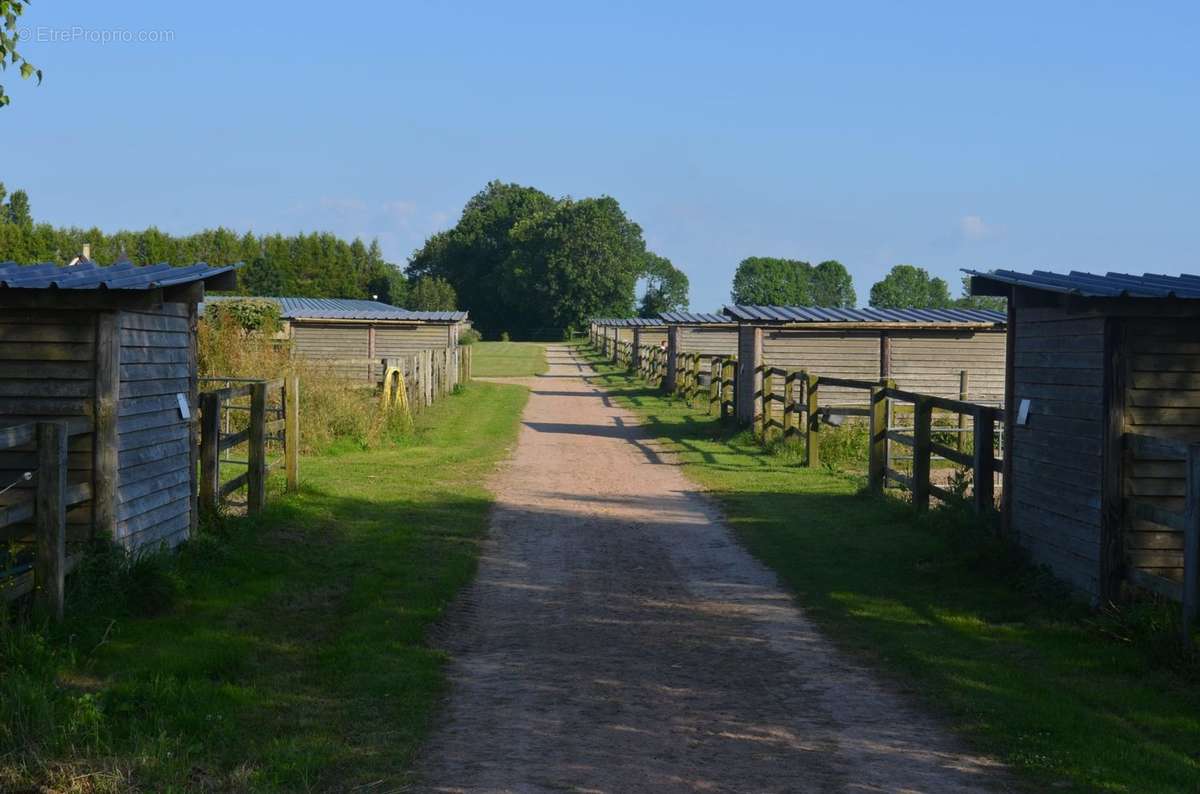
(749, 365, 1003, 512)
(199, 376, 299, 516)
(0, 418, 94, 621)
(1122, 432, 1199, 641)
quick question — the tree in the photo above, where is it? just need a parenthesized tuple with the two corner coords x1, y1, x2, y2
(4, 188, 31, 227)
(1, 2, 43, 108)
(638, 252, 689, 317)
(954, 275, 1006, 312)
(808, 260, 856, 308)
(407, 181, 557, 334)
(406, 276, 457, 311)
(502, 196, 646, 335)
(407, 181, 655, 337)
(730, 257, 812, 305)
(868, 265, 952, 309)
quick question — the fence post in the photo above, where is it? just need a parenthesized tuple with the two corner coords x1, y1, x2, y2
(709, 359, 719, 414)
(972, 406, 996, 514)
(958, 370, 969, 452)
(913, 396, 933, 511)
(1184, 444, 1200, 644)
(783, 372, 796, 437)
(722, 359, 735, 420)
(35, 421, 67, 623)
(868, 379, 890, 493)
(805, 372, 819, 468)
(248, 381, 268, 515)
(285, 374, 300, 492)
(760, 369, 772, 437)
(199, 391, 221, 514)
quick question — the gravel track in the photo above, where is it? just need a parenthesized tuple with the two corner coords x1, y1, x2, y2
(412, 346, 1009, 793)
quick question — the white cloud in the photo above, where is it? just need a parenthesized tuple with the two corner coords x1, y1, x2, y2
(960, 214, 994, 241)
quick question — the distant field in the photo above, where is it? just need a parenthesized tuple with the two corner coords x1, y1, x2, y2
(471, 342, 548, 377)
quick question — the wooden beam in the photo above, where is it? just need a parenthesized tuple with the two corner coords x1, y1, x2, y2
(1100, 317, 1126, 601)
(35, 421, 68, 622)
(187, 302, 200, 536)
(869, 379, 892, 493)
(974, 407, 997, 514)
(247, 381, 267, 514)
(1001, 296, 1017, 535)
(805, 372, 819, 468)
(913, 396, 933, 511)
(1185, 445, 1200, 641)
(285, 374, 300, 492)
(93, 311, 120, 540)
(198, 391, 220, 514)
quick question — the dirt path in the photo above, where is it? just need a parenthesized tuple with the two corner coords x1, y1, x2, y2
(414, 346, 1008, 793)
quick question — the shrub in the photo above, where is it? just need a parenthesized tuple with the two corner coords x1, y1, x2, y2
(500, 331, 510, 342)
(458, 327, 482, 346)
(817, 420, 870, 471)
(198, 315, 411, 455)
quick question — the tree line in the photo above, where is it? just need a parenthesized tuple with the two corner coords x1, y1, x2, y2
(730, 258, 1003, 312)
(0, 180, 462, 311)
(1, 177, 1000, 338)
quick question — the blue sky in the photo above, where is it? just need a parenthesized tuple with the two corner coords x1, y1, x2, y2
(1, 1, 1197, 311)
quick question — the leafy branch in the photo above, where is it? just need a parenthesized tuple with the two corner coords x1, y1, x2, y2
(0, 1, 43, 108)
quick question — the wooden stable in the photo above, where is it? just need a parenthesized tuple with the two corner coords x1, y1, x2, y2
(723, 305, 1007, 426)
(660, 312, 739, 391)
(203, 296, 469, 383)
(0, 260, 239, 590)
(972, 269, 1200, 617)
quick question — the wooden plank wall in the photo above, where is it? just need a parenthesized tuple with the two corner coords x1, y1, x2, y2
(0, 310, 96, 544)
(1122, 318, 1200, 582)
(638, 329, 668, 347)
(888, 331, 1006, 403)
(1009, 307, 1106, 599)
(376, 325, 454, 379)
(116, 303, 193, 552)
(763, 330, 881, 405)
(617, 328, 635, 344)
(677, 327, 738, 356)
(291, 323, 370, 380)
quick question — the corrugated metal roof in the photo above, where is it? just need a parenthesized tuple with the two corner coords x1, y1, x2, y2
(722, 304, 1005, 325)
(965, 268, 1200, 299)
(590, 317, 667, 327)
(0, 260, 239, 290)
(659, 311, 732, 325)
(202, 295, 467, 322)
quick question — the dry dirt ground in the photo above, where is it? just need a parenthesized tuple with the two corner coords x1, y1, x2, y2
(412, 346, 1009, 793)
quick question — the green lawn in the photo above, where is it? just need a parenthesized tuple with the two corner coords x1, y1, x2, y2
(586, 351, 1200, 793)
(1, 381, 529, 792)
(470, 341, 547, 377)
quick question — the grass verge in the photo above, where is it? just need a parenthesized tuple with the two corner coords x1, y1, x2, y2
(1, 381, 528, 792)
(585, 351, 1200, 793)
(470, 342, 547, 377)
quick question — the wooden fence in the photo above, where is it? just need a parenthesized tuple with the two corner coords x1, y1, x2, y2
(636, 344, 668, 384)
(379, 345, 470, 414)
(754, 366, 1004, 514)
(0, 418, 93, 620)
(199, 376, 300, 516)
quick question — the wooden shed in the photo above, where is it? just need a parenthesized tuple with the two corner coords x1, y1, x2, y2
(0, 259, 238, 559)
(724, 305, 1007, 425)
(660, 312, 739, 391)
(970, 268, 1200, 606)
(203, 297, 468, 382)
